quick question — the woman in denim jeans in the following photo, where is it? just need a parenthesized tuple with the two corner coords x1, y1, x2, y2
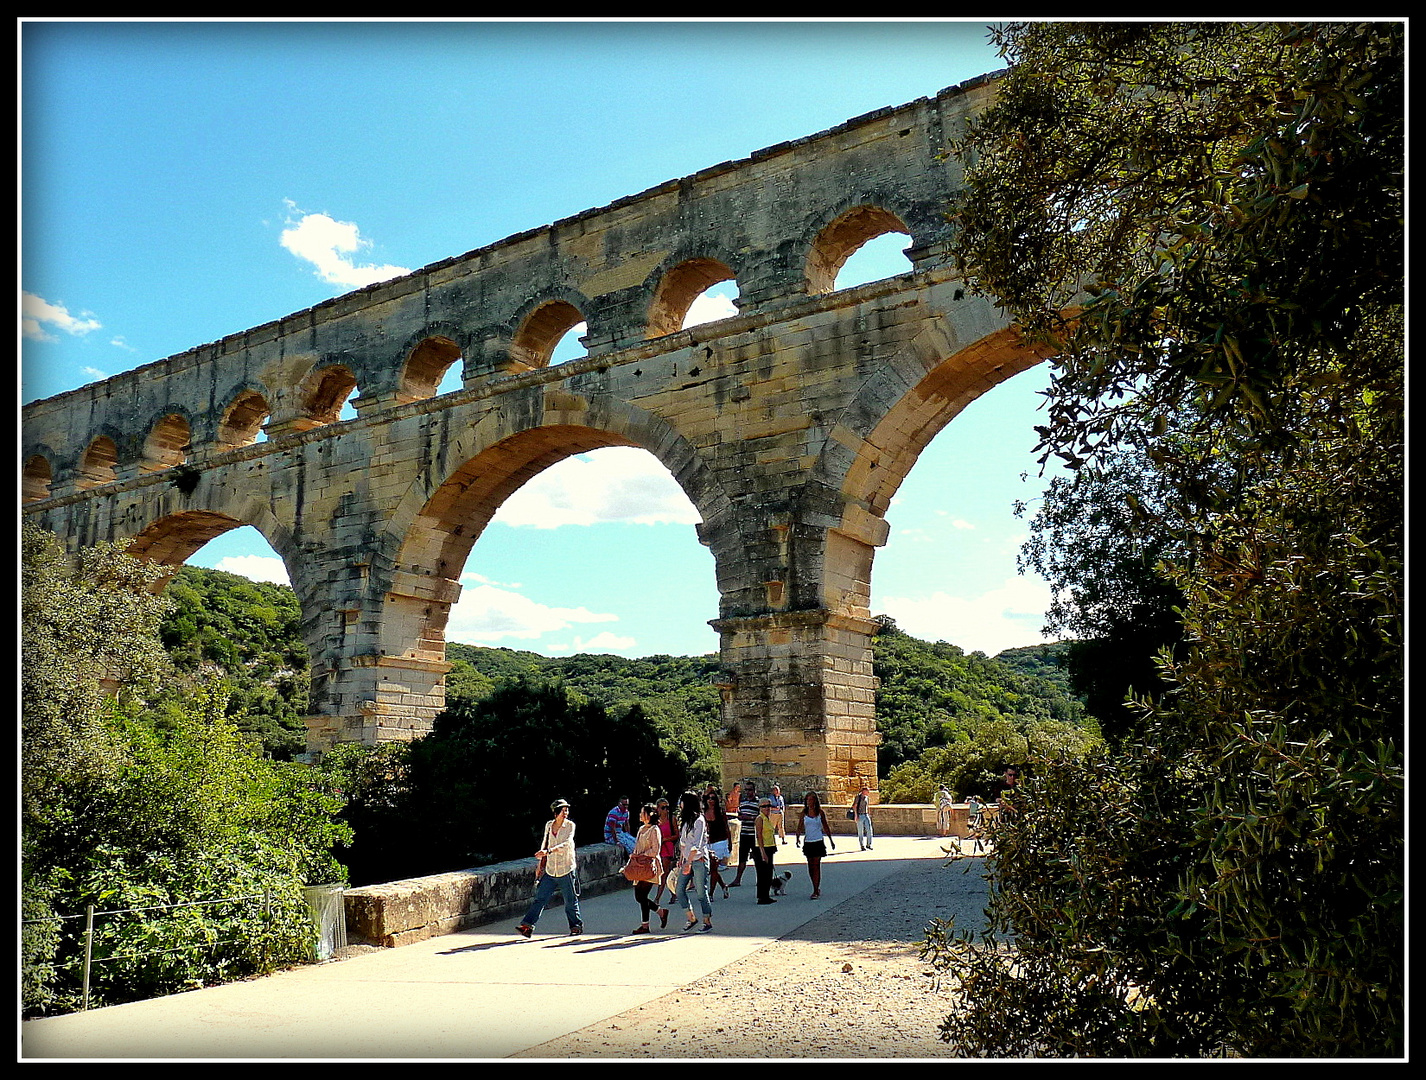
(673, 790, 714, 932)
(516, 798, 583, 938)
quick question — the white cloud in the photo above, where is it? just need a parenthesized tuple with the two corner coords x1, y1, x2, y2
(213, 554, 290, 585)
(548, 631, 639, 655)
(280, 201, 410, 289)
(681, 288, 739, 328)
(82, 366, 108, 381)
(493, 447, 700, 529)
(877, 574, 1053, 656)
(446, 583, 618, 644)
(22, 291, 102, 342)
(459, 570, 522, 590)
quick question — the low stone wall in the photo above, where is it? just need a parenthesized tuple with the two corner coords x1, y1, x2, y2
(344, 842, 628, 948)
(786, 804, 971, 838)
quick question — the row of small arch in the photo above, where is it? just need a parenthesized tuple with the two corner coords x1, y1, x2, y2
(23, 205, 917, 504)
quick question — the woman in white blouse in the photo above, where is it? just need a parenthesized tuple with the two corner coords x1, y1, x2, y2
(516, 798, 583, 938)
(673, 790, 714, 932)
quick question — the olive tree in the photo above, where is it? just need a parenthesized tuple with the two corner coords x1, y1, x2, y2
(923, 22, 1403, 1057)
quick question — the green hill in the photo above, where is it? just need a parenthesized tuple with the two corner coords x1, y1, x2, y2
(156, 567, 1095, 781)
(158, 565, 310, 758)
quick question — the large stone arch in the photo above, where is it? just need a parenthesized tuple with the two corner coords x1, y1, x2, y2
(296, 391, 735, 754)
(792, 321, 1047, 676)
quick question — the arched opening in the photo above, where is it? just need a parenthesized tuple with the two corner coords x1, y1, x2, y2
(509, 300, 586, 372)
(392, 428, 717, 672)
(142, 413, 191, 472)
(298, 364, 359, 428)
(449, 446, 717, 658)
(23, 455, 52, 503)
(127, 509, 268, 571)
(868, 367, 1065, 660)
(77, 435, 119, 489)
(217, 390, 271, 451)
(127, 515, 307, 759)
(833, 230, 913, 291)
(646, 258, 739, 338)
(400, 336, 463, 403)
(806, 205, 911, 295)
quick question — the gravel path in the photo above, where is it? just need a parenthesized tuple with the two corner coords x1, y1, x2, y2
(513, 851, 991, 1059)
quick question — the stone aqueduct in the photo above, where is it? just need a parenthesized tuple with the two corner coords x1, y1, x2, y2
(22, 71, 1042, 804)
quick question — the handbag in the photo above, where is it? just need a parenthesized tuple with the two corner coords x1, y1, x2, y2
(535, 823, 552, 878)
(846, 808, 855, 820)
(665, 867, 681, 894)
(622, 852, 662, 883)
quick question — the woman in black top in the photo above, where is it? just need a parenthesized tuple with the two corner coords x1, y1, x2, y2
(703, 791, 732, 900)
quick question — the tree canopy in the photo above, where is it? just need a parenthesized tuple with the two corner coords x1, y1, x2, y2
(21, 525, 350, 1017)
(924, 21, 1403, 1057)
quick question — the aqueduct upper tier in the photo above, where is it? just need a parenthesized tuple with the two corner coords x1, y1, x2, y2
(22, 70, 1044, 804)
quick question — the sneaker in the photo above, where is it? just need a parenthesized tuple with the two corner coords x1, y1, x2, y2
(516, 924, 532, 938)
(699, 922, 714, 933)
(757, 899, 777, 905)
(569, 924, 584, 936)
(658, 908, 669, 929)
(682, 918, 698, 933)
(631, 925, 650, 935)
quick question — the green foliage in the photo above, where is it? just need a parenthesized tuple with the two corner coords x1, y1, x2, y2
(157, 565, 310, 759)
(925, 21, 1404, 1056)
(871, 617, 1095, 780)
(446, 642, 724, 783)
(21, 523, 172, 812)
(1016, 442, 1186, 746)
(21, 528, 351, 1018)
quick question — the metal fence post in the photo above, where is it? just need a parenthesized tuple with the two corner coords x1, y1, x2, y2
(81, 904, 94, 1012)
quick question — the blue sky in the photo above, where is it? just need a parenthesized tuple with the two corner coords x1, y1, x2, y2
(21, 19, 1065, 659)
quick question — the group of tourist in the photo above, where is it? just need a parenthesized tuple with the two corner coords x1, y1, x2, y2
(513, 781, 852, 939)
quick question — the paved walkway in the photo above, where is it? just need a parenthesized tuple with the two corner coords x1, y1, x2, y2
(22, 835, 974, 1060)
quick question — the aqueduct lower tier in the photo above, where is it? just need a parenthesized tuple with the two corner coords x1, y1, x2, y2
(22, 71, 1043, 804)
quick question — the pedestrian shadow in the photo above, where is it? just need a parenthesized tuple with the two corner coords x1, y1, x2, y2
(439, 938, 529, 955)
(572, 935, 680, 953)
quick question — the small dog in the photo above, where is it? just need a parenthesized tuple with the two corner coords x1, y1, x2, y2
(768, 871, 793, 897)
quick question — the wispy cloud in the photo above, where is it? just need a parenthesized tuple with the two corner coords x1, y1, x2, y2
(878, 574, 1053, 656)
(446, 583, 619, 644)
(682, 287, 739, 328)
(279, 200, 410, 289)
(493, 447, 701, 529)
(213, 554, 290, 585)
(547, 631, 639, 655)
(22, 291, 102, 342)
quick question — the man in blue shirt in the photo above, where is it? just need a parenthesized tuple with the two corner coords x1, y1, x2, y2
(604, 797, 636, 855)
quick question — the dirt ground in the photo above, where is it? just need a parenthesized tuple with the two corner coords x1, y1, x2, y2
(511, 850, 991, 1059)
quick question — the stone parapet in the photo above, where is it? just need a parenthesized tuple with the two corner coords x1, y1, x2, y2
(785, 803, 971, 838)
(343, 842, 628, 948)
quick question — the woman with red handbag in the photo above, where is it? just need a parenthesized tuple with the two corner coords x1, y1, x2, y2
(626, 803, 664, 934)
